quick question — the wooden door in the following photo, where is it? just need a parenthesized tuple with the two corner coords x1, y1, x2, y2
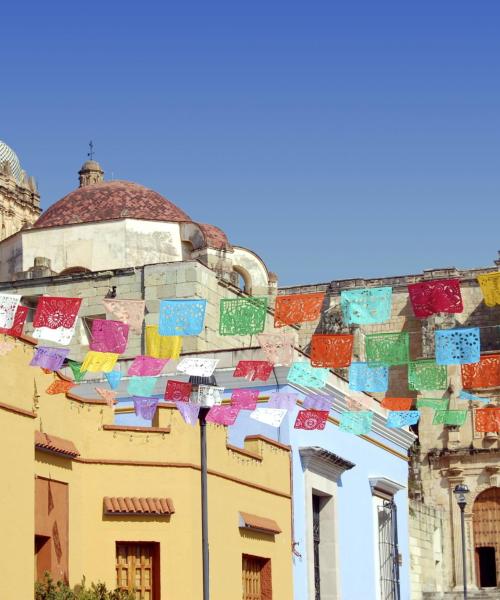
(473, 487, 500, 587)
(116, 543, 156, 599)
(242, 555, 263, 600)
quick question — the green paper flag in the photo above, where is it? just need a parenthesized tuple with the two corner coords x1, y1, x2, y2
(417, 397, 449, 410)
(68, 359, 86, 382)
(432, 409, 467, 426)
(219, 297, 268, 336)
(408, 360, 447, 391)
(365, 332, 410, 366)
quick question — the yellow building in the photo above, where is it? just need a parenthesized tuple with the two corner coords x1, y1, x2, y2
(0, 337, 293, 600)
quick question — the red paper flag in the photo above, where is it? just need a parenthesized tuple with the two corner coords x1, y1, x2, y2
(0, 305, 28, 337)
(33, 296, 82, 329)
(381, 397, 413, 411)
(408, 279, 463, 318)
(165, 380, 192, 403)
(274, 292, 325, 328)
(294, 409, 329, 430)
(462, 354, 500, 389)
(233, 361, 273, 382)
(310, 334, 354, 368)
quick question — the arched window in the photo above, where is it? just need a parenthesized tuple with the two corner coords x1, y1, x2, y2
(473, 487, 500, 588)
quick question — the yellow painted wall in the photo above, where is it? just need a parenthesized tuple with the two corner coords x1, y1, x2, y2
(0, 339, 293, 599)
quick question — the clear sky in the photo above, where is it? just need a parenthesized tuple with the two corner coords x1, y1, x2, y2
(2, 1, 499, 286)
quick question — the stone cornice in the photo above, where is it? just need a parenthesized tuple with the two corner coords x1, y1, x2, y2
(300, 446, 355, 480)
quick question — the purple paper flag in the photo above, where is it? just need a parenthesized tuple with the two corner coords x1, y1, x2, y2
(127, 355, 168, 376)
(231, 389, 259, 410)
(302, 394, 332, 411)
(206, 405, 240, 426)
(176, 401, 200, 425)
(268, 392, 298, 410)
(30, 346, 69, 371)
(133, 396, 159, 420)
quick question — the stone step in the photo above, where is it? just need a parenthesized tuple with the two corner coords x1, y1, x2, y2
(423, 590, 500, 600)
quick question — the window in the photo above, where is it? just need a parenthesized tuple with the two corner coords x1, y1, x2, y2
(312, 494, 321, 600)
(242, 554, 272, 600)
(116, 543, 159, 600)
(374, 496, 400, 600)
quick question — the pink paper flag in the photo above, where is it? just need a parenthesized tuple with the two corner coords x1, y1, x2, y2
(90, 319, 129, 354)
(231, 389, 259, 410)
(206, 405, 240, 426)
(127, 355, 168, 376)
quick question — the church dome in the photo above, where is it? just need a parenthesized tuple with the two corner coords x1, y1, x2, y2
(33, 180, 192, 228)
(0, 140, 23, 181)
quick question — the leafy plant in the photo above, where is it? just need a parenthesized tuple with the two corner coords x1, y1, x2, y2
(35, 573, 135, 600)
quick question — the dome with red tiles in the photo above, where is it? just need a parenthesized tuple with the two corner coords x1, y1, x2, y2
(33, 180, 192, 229)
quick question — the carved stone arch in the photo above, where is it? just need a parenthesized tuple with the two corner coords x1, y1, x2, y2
(232, 264, 253, 294)
(231, 246, 269, 296)
(465, 482, 500, 516)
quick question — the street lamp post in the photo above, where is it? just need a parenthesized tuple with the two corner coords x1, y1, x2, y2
(453, 484, 470, 600)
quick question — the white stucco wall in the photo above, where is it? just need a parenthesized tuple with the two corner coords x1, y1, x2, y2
(14, 219, 183, 275)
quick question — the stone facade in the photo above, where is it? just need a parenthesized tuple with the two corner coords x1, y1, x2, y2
(280, 252, 500, 598)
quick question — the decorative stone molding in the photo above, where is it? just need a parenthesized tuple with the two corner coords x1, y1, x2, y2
(299, 447, 355, 480)
(369, 476, 406, 496)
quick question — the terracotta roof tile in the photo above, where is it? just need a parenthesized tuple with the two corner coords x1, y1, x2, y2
(239, 511, 281, 534)
(35, 431, 79, 458)
(34, 180, 191, 229)
(197, 223, 232, 250)
(103, 496, 174, 516)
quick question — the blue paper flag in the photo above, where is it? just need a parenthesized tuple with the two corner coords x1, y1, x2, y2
(459, 390, 490, 403)
(158, 299, 207, 336)
(349, 362, 389, 392)
(386, 410, 420, 428)
(340, 287, 392, 325)
(435, 328, 480, 365)
(105, 369, 122, 390)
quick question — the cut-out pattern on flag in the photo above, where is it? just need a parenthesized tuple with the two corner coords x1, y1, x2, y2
(165, 380, 192, 402)
(103, 299, 145, 334)
(81, 351, 119, 373)
(195, 385, 224, 407)
(340, 287, 392, 325)
(475, 408, 500, 432)
(234, 361, 273, 382)
(0, 341, 15, 356)
(177, 357, 219, 377)
(294, 409, 329, 430)
(477, 271, 500, 307)
(219, 297, 268, 336)
(386, 410, 420, 428)
(33, 324, 76, 345)
(30, 347, 69, 371)
(408, 360, 447, 391)
(127, 376, 157, 397)
(461, 354, 500, 389)
(339, 411, 374, 435)
(349, 362, 388, 392)
(435, 328, 480, 365)
(287, 361, 329, 388)
(46, 380, 74, 395)
(302, 394, 332, 411)
(0, 305, 28, 337)
(274, 292, 324, 328)
(408, 279, 463, 318)
(95, 387, 117, 407)
(310, 334, 354, 368)
(459, 391, 490, 403)
(250, 407, 287, 427)
(33, 296, 82, 330)
(267, 392, 298, 410)
(176, 401, 200, 425)
(416, 397, 449, 410)
(433, 410, 467, 426)
(206, 405, 240, 426)
(133, 397, 159, 420)
(145, 326, 182, 359)
(127, 356, 167, 377)
(0, 293, 20, 329)
(158, 299, 206, 336)
(381, 397, 413, 411)
(68, 359, 86, 383)
(365, 332, 410, 366)
(257, 332, 294, 366)
(105, 369, 122, 390)
(231, 389, 259, 410)
(90, 319, 129, 354)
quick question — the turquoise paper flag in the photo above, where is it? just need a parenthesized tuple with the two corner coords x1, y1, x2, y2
(287, 362, 329, 389)
(339, 411, 374, 435)
(105, 370, 122, 390)
(127, 376, 157, 397)
(340, 287, 392, 325)
(386, 410, 420, 428)
(158, 299, 206, 336)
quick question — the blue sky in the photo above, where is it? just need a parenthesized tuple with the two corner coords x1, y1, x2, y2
(2, 1, 499, 285)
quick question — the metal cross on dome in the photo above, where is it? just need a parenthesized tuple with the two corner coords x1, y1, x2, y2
(87, 140, 95, 160)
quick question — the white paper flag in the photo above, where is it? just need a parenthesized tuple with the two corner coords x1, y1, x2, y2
(194, 385, 225, 407)
(249, 407, 287, 428)
(32, 325, 76, 346)
(0, 294, 21, 329)
(176, 357, 219, 377)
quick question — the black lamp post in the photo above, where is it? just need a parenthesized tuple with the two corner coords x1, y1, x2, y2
(453, 483, 470, 600)
(189, 375, 218, 600)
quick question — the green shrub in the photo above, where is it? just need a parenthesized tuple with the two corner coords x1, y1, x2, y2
(35, 573, 135, 600)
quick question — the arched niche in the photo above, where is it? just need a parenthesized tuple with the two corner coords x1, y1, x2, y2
(473, 487, 500, 588)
